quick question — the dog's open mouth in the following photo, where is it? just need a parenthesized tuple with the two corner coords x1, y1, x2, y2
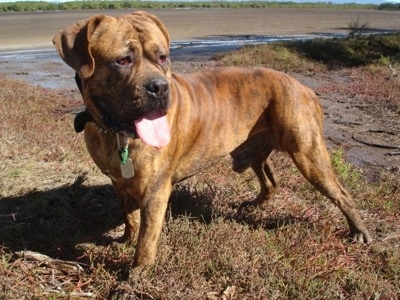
(74, 107, 170, 148)
(101, 107, 171, 148)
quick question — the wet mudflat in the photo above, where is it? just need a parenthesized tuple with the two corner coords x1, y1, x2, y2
(0, 8, 399, 50)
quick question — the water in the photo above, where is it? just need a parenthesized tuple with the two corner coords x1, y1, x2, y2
(0, 32, 364, 89)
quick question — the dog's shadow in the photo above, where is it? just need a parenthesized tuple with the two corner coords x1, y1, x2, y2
(0, 175, 121, 260)
(0, 176, 215, 260)
(168, 182, 311, 233)
(0, 176, 305, 261)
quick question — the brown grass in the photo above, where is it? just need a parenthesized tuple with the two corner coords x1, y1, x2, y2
(327, 66, 400, 112)
(1, 40, 400, 299)
(214, 44, 327, 74)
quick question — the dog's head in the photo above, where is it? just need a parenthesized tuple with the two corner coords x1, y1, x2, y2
(53, 11, 171, 147)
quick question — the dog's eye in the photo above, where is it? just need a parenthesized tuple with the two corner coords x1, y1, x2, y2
(116, 56, 132, 66)
(158, 55, 167, 64)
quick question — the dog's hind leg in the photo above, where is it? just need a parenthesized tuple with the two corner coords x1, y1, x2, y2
(250, 150, 279, 205)
(287, 142, 372, 243)
(231, 133, 279, 206)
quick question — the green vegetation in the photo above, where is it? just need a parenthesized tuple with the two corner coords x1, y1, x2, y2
(330, 149, 362, 189)
(377, 2, 400, 10)
(0, 0, 388, 13)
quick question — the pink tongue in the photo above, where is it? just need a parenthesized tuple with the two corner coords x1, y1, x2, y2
(134, 110, 170, 148)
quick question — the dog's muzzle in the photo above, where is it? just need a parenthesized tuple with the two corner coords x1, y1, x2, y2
(89, 77, 170, 135)
(74, 74, 171, 147)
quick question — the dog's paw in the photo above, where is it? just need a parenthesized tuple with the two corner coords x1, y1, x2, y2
(109, 267, 149, 299)
(128, 265, 149, 283)
(349, 230, 373, 243)
(108, 267, 152, 300)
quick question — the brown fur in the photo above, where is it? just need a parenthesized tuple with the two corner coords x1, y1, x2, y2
(53, 11, 371, 275)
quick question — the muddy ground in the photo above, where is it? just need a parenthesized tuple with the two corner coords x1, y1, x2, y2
(0, 8, 399, 179)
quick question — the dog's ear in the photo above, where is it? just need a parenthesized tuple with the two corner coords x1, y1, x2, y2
(53, 15, 105, 78)
(74, 109, 93, 133)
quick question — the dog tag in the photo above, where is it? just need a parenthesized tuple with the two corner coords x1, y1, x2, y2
(120, 158, 134, 179)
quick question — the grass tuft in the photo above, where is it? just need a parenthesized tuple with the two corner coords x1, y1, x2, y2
(330, 148, 362, 190)
(215, 43, 326, 74)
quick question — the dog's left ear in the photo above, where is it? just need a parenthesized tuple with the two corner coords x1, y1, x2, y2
(53, 16, 105, 78)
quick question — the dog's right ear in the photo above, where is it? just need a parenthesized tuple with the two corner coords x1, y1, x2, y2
(53, 16, 105, 79)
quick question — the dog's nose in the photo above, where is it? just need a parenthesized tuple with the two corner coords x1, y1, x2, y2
(144, 78, 169, 99)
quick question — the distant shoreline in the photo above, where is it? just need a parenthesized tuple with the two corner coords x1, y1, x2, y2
(0, 8, 399, 51)
(0, 1, 387, 14)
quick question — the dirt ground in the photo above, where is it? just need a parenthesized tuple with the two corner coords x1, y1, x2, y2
(295, 72, 400, 179)
(0, 8, 399, 178)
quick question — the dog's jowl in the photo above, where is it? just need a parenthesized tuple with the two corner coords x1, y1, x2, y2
(53, 11, 371, 276)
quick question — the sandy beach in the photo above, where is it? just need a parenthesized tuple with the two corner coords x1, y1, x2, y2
(0, 8, 399, 51)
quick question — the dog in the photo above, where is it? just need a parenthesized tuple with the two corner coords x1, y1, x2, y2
(53, 11, 371, 275)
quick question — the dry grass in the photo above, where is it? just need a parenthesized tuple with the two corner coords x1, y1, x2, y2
(0, 77, 96, 196)
(214, 44, 327, 74)
(325, 66, 400, 112)
(1, 37, 400, 299)
(216, 32, 400, 69)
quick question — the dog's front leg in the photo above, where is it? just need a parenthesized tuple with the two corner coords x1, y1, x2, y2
(131, 179, 172, 277)
(112, 183, 141, 245)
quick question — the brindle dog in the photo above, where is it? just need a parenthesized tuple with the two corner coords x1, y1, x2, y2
(53, 11, 371, 276)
